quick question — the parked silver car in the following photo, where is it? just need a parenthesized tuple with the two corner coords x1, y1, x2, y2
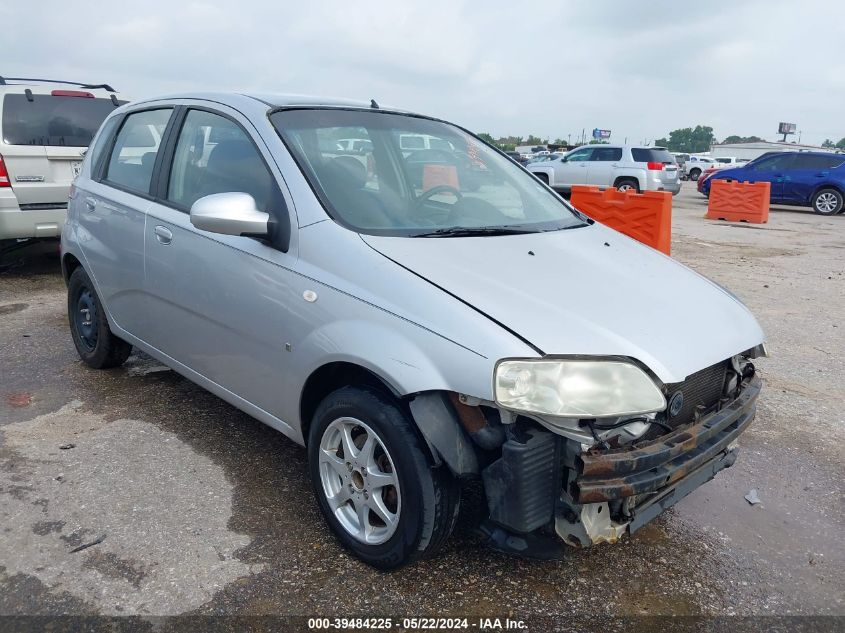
(528, 144, 681, 195)
(61, 93, 765, 569)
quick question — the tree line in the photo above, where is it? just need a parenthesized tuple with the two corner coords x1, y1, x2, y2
(476, 127, 845, 153)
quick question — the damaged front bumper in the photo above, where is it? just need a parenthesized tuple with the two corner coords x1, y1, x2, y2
(480, 374, 761, 553)
(561, 373, 761, 546)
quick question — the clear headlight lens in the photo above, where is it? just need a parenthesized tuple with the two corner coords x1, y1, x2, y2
(494, 359, 666, 418)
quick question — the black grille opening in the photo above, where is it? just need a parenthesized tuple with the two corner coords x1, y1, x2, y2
(662, 360, 729, 428)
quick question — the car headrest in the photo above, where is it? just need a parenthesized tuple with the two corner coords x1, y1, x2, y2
(141, 151, 157, 169)
(206, 140, 262, 174)
(327, 155, 368, 190)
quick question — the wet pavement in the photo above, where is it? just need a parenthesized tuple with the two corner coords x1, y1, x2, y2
(0, 183, 843, 626)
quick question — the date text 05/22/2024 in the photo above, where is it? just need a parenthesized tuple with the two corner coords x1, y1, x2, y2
(307, 617, 528, 630)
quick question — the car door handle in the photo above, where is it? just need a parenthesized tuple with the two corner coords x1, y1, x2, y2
(154, 225, 173, 245)
(84, 198, 96, 212)
(815, 171, 829, 177)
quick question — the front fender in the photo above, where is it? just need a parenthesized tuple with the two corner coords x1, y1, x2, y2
(293, 318, 495, 404)
(529, 167, 555, 186)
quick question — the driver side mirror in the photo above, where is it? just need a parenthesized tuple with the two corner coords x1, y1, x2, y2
(190, 192, 270, 238)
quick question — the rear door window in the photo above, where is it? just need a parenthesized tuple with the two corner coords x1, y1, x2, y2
(166, 109, 281, 213)
(592, 147, 622, 161)
(104, 108, 172, 194)
(1, 93, 124, 147)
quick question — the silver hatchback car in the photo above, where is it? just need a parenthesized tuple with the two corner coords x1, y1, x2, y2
(61, 93, 765, 569)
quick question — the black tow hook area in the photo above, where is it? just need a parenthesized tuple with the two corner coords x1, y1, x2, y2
(478, 520, 567, 560)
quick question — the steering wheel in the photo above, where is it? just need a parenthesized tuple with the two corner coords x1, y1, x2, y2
(414, 185, 463, 210)
(446, 195, 510, 226)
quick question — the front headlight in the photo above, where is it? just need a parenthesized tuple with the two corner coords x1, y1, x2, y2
(494, 359, 666, 418)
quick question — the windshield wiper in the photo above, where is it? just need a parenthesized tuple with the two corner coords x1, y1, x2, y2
(411, 225, 540, 238)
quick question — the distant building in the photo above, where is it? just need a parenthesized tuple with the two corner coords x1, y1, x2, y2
(710, 141, 841, 161)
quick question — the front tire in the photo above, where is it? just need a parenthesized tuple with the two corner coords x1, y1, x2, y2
(67, 267, 132, 368)
(811, 188, 843, 215)
(308, 387, 460, 569)
(689, 168, 701, 181)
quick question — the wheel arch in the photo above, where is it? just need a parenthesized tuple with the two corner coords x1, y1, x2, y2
(300, 361, 403, 446)
(299, 362, 478, 476)
(530, 168, 553, 185)
(811, 183, 843, 199)
(613, 174, 642, 190)
(61, 252, 83, 285)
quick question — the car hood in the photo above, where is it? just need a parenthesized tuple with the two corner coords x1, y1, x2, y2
(361, 224, 765, 383)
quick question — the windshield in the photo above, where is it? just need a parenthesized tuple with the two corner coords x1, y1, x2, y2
(1, 94, 123, 147)
(270, 109, 586, 236)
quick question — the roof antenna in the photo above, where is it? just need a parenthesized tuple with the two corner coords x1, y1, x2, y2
(370, 99, 379, 109)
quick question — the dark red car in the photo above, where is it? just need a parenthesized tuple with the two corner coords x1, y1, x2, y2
(697, 165, 721, 195)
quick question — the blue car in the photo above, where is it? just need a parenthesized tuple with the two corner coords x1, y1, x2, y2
(701, 151, 845, 215)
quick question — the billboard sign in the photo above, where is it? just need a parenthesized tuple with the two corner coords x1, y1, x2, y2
(778, 122, 797, 135)
(592, 128, 611, 140)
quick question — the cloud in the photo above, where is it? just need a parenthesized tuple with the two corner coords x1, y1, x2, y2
(3, 0, 844, 145)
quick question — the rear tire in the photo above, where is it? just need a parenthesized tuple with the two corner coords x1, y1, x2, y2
(614, 178, 640, 193)
(67, 267, 132, 369)
(689, 168, 701, 181)
(308, 387, 460, 570)
(811, 188, 843, 215)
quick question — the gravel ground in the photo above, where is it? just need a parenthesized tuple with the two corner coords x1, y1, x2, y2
(0, 182, 842, 630)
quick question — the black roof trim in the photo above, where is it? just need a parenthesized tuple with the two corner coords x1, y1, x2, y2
(0, 77, 117, 92)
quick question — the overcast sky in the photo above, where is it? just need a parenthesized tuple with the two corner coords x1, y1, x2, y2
(5, 1, 844, 146)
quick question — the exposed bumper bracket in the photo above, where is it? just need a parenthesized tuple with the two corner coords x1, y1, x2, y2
(573, 374, 760, 504)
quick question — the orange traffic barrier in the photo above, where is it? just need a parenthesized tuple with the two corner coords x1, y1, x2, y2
(571, 186, 672, 255)
(706, 180, 770, 223)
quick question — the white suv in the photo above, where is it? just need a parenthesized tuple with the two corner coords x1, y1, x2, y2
(527, 145, 681, 195)
(0, 77, 126, 244)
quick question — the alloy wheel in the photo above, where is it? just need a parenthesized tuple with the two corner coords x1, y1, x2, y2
(815, 192, 839, 213)
(318, 417, 401, 544)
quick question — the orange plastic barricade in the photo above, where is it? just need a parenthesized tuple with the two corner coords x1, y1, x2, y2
(706, 180, 770, 223)
(422, 164, 459, 192)
(570, 186, 672, 255)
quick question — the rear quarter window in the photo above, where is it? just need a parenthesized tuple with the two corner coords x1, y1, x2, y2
(795, 154, 845, 170)
(1, 93, 123, 147)
(631, 148, 674, 163)
(87, 115, 122, 176)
